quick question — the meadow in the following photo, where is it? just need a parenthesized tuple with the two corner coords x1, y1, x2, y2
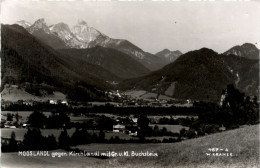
(1, 124, 258, 168)
(1, 128, 139, 141)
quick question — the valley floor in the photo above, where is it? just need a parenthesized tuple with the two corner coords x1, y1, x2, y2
(1, 124, 259, 168)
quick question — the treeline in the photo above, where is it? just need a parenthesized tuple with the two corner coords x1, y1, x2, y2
(26, 111, 70, 129)
(3, 102, 207, 116)
(70, 105, 207, 116)
(25, 111, 117, 131)
(2, 101, 68, 111)
(1, 128, 180, 152)
(189, 84, 259, 134)
(3, 102, 210, 116)
(154, 117, 196, 126)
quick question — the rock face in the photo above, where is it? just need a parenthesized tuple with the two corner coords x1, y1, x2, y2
(28, 18, 51, 34)
(49, 22, 73, 41)
(24, 18, 69, 49)
(224, 43, 259, 60)
(71, 19, 103, 46)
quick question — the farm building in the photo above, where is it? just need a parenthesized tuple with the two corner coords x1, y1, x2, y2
(125, 126, 139, 136)
(219, 124, 226, 131)
(113, 124, 125, 132)
(49, 100, 58, 104)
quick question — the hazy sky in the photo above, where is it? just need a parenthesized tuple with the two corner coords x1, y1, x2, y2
(1, 0, 260, 54)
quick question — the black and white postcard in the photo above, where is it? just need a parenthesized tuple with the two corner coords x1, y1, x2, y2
(1, 0, 259, 167)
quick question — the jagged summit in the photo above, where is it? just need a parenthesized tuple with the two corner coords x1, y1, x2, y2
(13, 18, 179, 70)
(28, 18, 51, 34)
(50, 22, 71, 31)
(72, 20, 102, 45)
(49, 22, 73, 41)
(32, 18, 47, 28)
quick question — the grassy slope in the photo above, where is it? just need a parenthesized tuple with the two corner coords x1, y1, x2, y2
(1, 86, 66, 102)
(114, 124, 260, 168)
(1, 125, 259, 168)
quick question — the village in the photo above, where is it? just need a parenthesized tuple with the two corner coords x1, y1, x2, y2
(1, 84, 258, 154)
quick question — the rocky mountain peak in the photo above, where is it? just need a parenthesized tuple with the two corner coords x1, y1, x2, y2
(29, 18, 51, 34)
(50, 22, 71, 32)
(72, 20, 102, 44)
(49, 22, 73, 41)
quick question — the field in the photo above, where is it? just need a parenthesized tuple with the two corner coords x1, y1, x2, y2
(123, 90, 173, 100)
(113, 124, 260, 168)
(2, 111, 52, 120)
(2, 110, 198, 124)
(1, 124, 259, 168)
(1, 128, 138, 141)
(147, 115, 198, 120)
(2, 85, 66, 102)
(2, 124, 188, 141)
(149, 124, 189, 133)
(89, 102, 121, 106)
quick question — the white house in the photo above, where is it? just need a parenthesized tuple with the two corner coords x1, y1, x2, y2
(129, 131, 138, 136)
(61, 100, 68, 106)
(219, 124, 226, 131)
(49, 100, 58, 105)
(220, 89, 228, 106)
(219, 94, 226, 106)
(131, 118, 138, 123)
(113, 124, 125, 132)
(126, 126, 139, 136)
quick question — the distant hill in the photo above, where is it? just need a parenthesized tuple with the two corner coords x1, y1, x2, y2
(59, 46, 150, 79)
(88, 36, 169, 71)
(156, 49, 182, 62)
(221, 54, 259, 97)
(119, 48, 259, 102)
(224, 43, 259, 60)
(1, 24, 120, 101)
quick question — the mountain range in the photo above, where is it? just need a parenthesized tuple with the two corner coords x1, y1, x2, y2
(16, 19, 169, 71)
(1, 24, 119, 101)
(119, 48, 259, 102)
(58, 47, 150, 79)
(2, 18, 259, 102)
